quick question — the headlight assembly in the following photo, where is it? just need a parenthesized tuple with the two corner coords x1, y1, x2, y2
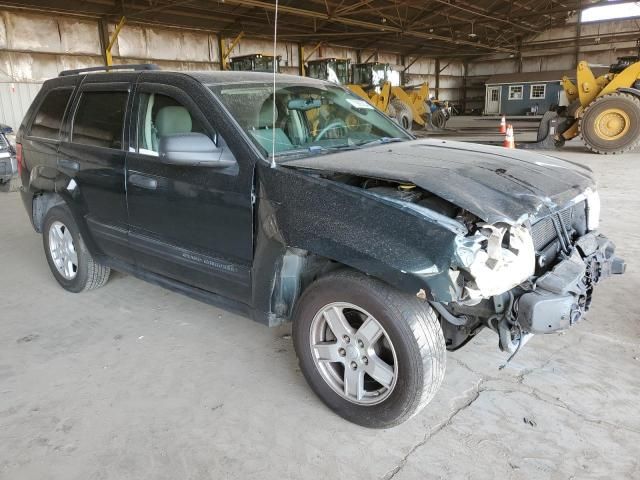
(455, 223, 536, 304)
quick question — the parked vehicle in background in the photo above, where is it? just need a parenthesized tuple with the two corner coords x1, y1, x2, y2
(16, 65, 625, 428)
(0, 123, 18, 189)
(229, 53, 281, 73)
(305, 58, 350, 85)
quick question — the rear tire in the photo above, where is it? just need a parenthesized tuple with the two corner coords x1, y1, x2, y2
(42, 205, 110, 293)
(391, 99, 413, 132)
(292, 270, 446, 428)
(432, 110, 448, 129)
(580, 92, 640, 154)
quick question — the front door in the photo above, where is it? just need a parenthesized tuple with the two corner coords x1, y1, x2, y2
(485, 86, 501, 114)
(125, 82, 254, 302)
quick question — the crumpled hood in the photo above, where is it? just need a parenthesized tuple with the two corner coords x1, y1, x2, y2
(283, 138, 595, 224)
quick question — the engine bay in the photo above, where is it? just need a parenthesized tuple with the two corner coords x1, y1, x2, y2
(325, 173, 468, 220)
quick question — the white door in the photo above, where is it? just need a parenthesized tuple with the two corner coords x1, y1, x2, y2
(485, 86, 501, 114)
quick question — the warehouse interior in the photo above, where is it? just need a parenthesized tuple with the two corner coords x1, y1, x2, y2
(0, 1, 639, 478)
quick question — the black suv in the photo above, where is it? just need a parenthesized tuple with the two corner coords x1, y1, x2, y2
(17, 65, 625, 428)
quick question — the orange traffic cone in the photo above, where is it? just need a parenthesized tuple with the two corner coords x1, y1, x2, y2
(503, 124, 515, 149)
(499, 115, 507, 134)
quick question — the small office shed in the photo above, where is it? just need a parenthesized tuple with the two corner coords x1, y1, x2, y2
(484, 71, 571, 116)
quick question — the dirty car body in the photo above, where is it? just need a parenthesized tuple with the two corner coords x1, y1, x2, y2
(16, 69, 625, 427)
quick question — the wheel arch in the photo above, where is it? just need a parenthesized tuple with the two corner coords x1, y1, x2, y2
(29, 188, 103, 261)
(32, 191, 67, 233)
(616, 87, 640, 99)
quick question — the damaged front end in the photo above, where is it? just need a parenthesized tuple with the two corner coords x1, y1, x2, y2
(439, 192, 626, 355)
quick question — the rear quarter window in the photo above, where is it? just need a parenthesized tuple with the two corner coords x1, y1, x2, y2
(29, 88, 73, 140)
(72, 91, 128, 149)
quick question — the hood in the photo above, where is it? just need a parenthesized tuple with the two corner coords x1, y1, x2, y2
(283, 139, 595, 224)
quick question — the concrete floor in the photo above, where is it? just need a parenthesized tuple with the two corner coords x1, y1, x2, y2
(1, 142, 639, 480)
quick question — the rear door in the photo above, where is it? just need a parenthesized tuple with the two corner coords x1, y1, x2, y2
(20, 83, 75, 192)
(58, 80, 133, 262)
(125, 79, 254, 302)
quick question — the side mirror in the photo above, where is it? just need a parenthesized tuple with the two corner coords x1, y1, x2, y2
(159, 133, 235, 168)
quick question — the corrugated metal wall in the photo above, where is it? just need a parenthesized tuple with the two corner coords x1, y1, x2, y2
(0, 82, 41, 130)
(0, 9, 466, 112)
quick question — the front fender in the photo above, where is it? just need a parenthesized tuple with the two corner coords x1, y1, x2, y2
(617, 87, 640, 99)
(254, 162, 464, 307)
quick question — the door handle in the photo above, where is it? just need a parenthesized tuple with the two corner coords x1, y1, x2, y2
(57, 158, 79, 171)
(129, 173, 158, 190)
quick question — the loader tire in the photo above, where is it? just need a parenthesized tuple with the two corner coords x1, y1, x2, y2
(536, 111, 558, 142)
(579, 92, 640, 154)
(386, 102, 397, 120)
(432, 110, 447, 129)
(391, 99, 413, 131)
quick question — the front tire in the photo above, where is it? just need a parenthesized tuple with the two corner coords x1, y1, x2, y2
(580, 92, 640, 154)
(293, 270, 446, 428)
(42, 205, 111, 293)
(391, 99, 414, 132)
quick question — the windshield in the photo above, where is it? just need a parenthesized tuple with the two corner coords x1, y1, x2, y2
(209, 82, 411, 160)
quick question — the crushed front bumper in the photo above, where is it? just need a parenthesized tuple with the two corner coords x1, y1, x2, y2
(516, 232, 625, 334)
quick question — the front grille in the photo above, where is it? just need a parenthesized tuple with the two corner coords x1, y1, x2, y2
(531, 201, 587, 251)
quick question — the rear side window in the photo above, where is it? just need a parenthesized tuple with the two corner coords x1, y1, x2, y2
(72, 91, 128, 149)
(30, 88, 73, 140)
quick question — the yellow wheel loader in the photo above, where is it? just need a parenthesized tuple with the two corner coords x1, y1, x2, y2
(345, 62, 432, 131)
(536, 53, 640, 154)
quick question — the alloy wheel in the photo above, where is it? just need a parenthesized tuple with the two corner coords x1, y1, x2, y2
(48, 221, 78, 280)
(309, 302, 398, 405)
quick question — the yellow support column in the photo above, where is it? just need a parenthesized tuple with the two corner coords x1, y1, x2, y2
(106, 16, 126, 67)
(220, 32, 244, 71)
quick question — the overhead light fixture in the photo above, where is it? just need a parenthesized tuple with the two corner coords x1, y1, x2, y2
(468, 22, 477, 38)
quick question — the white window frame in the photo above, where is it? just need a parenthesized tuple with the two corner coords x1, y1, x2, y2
(530, 84, 546, 100)
(508, 85, 523, 101)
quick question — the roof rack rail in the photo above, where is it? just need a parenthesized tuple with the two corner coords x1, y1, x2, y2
(59, 63, 160, 77)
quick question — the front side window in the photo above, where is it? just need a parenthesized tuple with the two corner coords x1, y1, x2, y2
(508, 85, 523, 100)
(530, 84, 546, 99)
(72, 91, 128, 149)
(209, 81, 411, 161)
(136, 93, 212, 157)
(30, 88, 73, 140)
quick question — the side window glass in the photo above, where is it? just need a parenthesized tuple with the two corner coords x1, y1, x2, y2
(72, 91, 128, 149)
(137, 93, 213, 157)
(30, 89, 73, 140)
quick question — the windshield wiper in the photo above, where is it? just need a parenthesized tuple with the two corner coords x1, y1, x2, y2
(356, 137, 405, 148)
(317, 137, 405, 152)
(271, 145, 331, 159)
(274, 137, 405, 160)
